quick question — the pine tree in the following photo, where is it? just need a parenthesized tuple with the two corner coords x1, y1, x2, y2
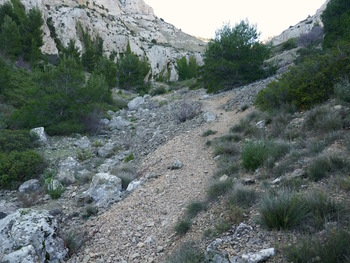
(0, 15, 22, 58)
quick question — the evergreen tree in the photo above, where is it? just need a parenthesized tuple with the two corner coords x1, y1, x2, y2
(117, 43, 150, 91)
(95, 56, 117, 88)
(0, 15, 22, 58)
(200, 20, 275, 93)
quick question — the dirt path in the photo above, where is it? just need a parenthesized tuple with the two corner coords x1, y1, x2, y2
(70, 91, 251, 263)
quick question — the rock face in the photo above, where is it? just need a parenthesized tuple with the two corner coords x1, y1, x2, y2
(271, 0, 330, 45)
(0, 209, 67, 262)
(0, 0, 205, 81)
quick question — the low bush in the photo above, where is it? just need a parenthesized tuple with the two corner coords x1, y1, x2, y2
(172, 100, 202, 123)
(202, 129, 217, 137)
(82, 204, 98, 219)
(0, 150, 45, 189)
(285, 228, 350, 263)
(186, 201, 207, 219)
(166, 242, 206, 263)
(334, 78, 350, 103)
(228, 186, 257, 208)
(307, 157, 331, 182)
(207, 179, 234, 200)
(174, 219, 191, 236)
(258, 190, 309, 230)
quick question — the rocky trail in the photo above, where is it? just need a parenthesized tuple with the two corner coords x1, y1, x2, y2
(68, 91, 251, 263)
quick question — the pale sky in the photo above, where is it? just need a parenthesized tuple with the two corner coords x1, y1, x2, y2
(143, 0, 327, 40)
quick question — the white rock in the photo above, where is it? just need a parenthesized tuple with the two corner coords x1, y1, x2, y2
(128, 96, 145, 110)
(126, 180, 142, 192)
(241, 248, 275, 263)
(30, 127, 48, 144)
(18, 179, 41, 193)
(203, 111, 217, 122)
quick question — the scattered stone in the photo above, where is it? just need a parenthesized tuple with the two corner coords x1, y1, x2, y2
(256, 120, 265, 129)
(30, 127, 48, 144)
(290, 168, 306, 179)
(168, 160, 183, 170)
(203, 111, 217, 122)
(18, 179, 41, 193)
(97, 142, 118, 158)
(241, 248, 275, 263)
(109, 116, 131, 130)
(272, 178, 281, 184)
(334, 105, 342, 110)
(219, 174, 229, 182)
(126, 180, 142, 192)
(241, 177, 255, 185)
(57, 156, 81, 185)
(75, 136, 91, 149)
(128, 96, 145, 110)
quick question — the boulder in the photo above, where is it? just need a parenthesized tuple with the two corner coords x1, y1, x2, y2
(241, 248, 275, 263)
(126, 180, 142, 192)
(128, 96, 145, 111)
(108, 116, 131, 130)
(30, 127, 48, 144)
(85, 173, 122, 207)
(57, 156, 81, 185)
(0, 209, 67, 262)
(203, 111, 217, 122)
(46, 179, 64, 192)
(75, 136, 91, 149)
(97, 142, 118, 158)
(18, 179, 41, 193)
(168, 160, 183, 170)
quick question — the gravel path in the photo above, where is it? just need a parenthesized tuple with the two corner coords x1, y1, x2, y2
(68, 91, 251, 263)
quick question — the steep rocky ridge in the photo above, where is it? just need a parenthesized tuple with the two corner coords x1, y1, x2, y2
(0, 0, 205, 81)
(271, 0, 330, 45)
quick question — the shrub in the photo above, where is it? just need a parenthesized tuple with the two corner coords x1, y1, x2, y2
(174, 219, 191, 236)
(200, 20, 275, 93)
(307, 157, 331, 181)
(258, 190, 309, 230)
(0, 129, 36, 152)
(227, 205, 244, 224)
(307, 191, 343, 229)
(228, 186, 257, 208)
(0, 150, 45, 189)
(118, 172, 135, 190)
(62, 230, 85, 257)
(241, 141, 267, 171)
(285, 228, 350, 263)
(202, 129, 217, 137)
(124, 153, 134, 163)
(207, 179, 234, 200)
(176, 56, 198, 81)
(186, 201, 207, 219)
(302, 106, 343, 134)
(172, 100, 202, 123)
(213, 141, 240, 156)
(334, 78, 350, 103)
(166, 242, 206, 263)
(82, 204, 98, 219)
(282, 38, 297, 50)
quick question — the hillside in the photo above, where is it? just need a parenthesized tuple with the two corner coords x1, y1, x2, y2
(1, 0, 350, 262)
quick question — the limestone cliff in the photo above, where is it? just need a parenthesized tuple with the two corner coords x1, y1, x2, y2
(271, 0, 330, 45)
(0, 0, 206, 81)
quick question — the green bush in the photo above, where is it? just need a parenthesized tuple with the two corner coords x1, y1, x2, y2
(282, 38, 297, 51)
(258, 190, 309, 230)
(241, 141, 267, 171)
(200, 20, 275, 93)
(166, 242, 206, 263)
(285, 228, 350, 263)
(0, 129, 36, 152)
(174, 219, 191, 236)
(186, 201, 207, 219)
(228, 186, 257, 208)
(307, 157, 331, 181)
(0, 150, 45, 189)
(334, 78, 350, 103)
(176, 56, 198, 81)
(207, 179, 234, 200)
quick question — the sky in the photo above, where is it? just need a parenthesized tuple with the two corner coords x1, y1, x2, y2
(143, 0, 327, 41)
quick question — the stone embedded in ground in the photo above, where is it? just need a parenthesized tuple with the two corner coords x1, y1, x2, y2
(108, 116, 131, 130)
(169, 160, 183, 170)
(241, 248, 275, 263)
(85, 173, 122, 208)
(126, 180, 142, 192)
(97, 142, 118, 158)
(18, 179, 41, 193)
(128, 96, 145, 111)
(290, 168, 306, 179)
(0, 209, 67, 262)
(203, 111, 217, 122)
(75, 136, 91, 149)
(57, 156, 81, 185)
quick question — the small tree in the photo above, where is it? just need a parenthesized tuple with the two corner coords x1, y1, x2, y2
(0, 15, 22, 58)
(117, 43, 150, 92)
(177, 56, 198, 80)
(200, 20, 275, 93)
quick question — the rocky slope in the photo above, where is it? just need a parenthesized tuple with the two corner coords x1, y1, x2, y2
(0, 0, 205, 81)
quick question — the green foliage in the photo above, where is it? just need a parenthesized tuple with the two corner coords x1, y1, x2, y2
(207, 178, 234, 200)
(117, 43, 150, 94)
(285, 228, 350, 263)
(200, 20, 275, 93)
(176, 56, 198, 80)
(307, 157, 331, 181)
(0, 129, 36, 152)
(124, 153, 134, 163)
(282, 38, 297, 51)
(166, 242, 206, 263)
(0, 150, 44, 189)
(228, 186, 257, 208)
(334, 77, 350, 103)
(322, 0, 350, 49)
(174, 219, 192, 236)
(255, 45, 350, 111)
(202, 129, 217, 137)
(0, 15, 22, 58)
(186, 201, 207, 219)
(241, 141, 267, 171)
(258, 190, 309, 230)
(94, 56, 117, 88)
